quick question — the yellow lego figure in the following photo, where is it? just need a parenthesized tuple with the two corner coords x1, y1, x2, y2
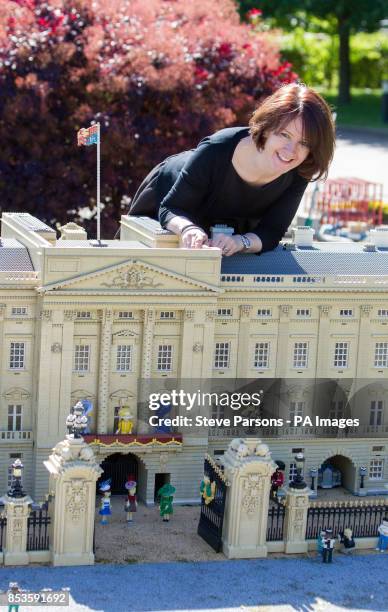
(115, 406, 133, 434)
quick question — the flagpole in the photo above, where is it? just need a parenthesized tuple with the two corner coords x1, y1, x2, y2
(96, 122, 101, 242)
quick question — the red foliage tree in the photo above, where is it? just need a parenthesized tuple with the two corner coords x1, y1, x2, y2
(0, 0, 296, 237)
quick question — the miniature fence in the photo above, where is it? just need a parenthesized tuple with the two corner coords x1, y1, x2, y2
(266, 503, 286, 541)
(0, 515, 6, 552)
(305, 499, 387, 539)
(26, 506, 50, 551)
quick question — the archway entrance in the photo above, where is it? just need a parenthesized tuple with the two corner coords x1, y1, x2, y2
(319, 454, 356, 493)
(98, 452, 139, 494)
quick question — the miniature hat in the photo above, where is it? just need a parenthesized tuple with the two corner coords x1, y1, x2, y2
(158, 483, 176, 496)
(125, 480, 137, 490)
(99, 478, 112, 492)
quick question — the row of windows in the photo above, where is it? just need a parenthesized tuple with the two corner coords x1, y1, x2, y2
(214, 341, 388, 370)
(8, 340, 388, 371)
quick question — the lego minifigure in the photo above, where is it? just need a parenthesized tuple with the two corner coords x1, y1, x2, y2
(317, 530, 325, 558)
(124, 476, 137, 523)
(7, 583, 21, 612)
(115, 406, 133, 434)
(322, 528, 335, 563)
(157, 483, 176, 522)
(98, 479, 112, 525)
(270, 463, 285, 500)
(200, 474, 216, 505)
(338, 528, 355, 554)
(376, 516, 388, 552)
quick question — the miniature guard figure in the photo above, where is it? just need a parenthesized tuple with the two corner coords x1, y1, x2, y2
(376, 516, 388, 552)
(124, 476, 137, 523)
(7, 583, 21, 612)
(98, 478, 112, 525)
(200, 474, 216, 505)
(157, 483, 176, 522)
(115, 406, 133, 434)
(322, 528, 335, 563)
(338, 528, 355, 555)
(270, 462, 285, 500)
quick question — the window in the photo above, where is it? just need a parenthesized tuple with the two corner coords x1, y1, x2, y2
(9, 342, 25, 370)
(334, 342, 349, 368)
(289, 401, 304, 421)
(289, 463, 297, 483)
(74, 345, 90, 372)
(116, 345, 132, 372)
(217, 308, 232, 317)
(296, 308, 311, 317)
(214, 342, 230, 369)
(118, 311, 133, 319)
(254, 342, 270, 369)
(8, 405, 22, 431)
(370, 400, 383, 427)
(374, 342, 388, 368)
(11, 307, 27, 316)
(211, 404, 225, 419)
(372, 446, 385, 452)
(378, 309, 388, 318)
(157, 345, 173, 371)
(160, 311, 175, 319)
(369, 459, 384, 480)
(76, 311, 91, 319)
(8, 453, 22, 488)
(293, 342, 308, 368)
(329, 400, 344, 419)
(257, 308, 272, 317)
(340, 309, 353, 317)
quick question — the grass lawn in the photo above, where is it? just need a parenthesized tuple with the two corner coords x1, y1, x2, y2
(317, 88, 388, 132)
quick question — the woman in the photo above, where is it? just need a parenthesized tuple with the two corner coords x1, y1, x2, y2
(129, 83, 335, 256)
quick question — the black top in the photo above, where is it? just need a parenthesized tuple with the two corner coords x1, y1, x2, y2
(129, 127, 308, 253)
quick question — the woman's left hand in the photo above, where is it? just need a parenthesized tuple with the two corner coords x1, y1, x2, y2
(209, 233, 244, 257)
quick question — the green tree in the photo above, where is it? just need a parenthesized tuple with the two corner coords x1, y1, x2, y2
(239, 0, 388, 103)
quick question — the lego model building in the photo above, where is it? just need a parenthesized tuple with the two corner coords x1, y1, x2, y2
(0, 212, 387, 503)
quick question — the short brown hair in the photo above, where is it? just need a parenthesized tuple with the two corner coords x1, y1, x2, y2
(249, 83, 335, 180)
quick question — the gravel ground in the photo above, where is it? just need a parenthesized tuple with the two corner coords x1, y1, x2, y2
(94, 497, 223, 563)
(1, 554, 387, 612)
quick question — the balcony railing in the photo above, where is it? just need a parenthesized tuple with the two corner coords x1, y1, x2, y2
(209, 424, 388, 439)
(0, 430, 32, 441)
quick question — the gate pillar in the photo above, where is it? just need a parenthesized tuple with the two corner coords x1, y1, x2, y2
(2, 495, 32, 565)
(44, 436, 102, 566)
(222, 438, 276, 559)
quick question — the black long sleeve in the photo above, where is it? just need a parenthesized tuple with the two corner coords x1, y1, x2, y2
(251, 174, 308, 253)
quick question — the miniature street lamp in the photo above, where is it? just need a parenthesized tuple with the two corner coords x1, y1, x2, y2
(290, 452, 306, 489)
(8, 458, 26, 498)
(66, 401, 88, 438)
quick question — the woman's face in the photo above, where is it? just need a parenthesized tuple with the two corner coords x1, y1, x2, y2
(262, 116, 310, 175)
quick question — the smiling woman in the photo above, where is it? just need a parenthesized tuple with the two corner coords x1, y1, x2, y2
(128, 83, 335, 256)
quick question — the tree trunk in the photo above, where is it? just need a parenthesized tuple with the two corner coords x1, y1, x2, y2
(338, 17, 351, 104)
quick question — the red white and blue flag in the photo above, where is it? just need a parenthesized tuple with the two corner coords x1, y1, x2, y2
(77, 123, 99, 146)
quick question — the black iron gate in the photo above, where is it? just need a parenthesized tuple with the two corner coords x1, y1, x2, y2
(27, 506, 50, 551)
(197, 455, 228, 552)
(98, 452, 138, 494)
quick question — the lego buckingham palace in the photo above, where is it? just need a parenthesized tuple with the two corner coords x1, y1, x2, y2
(0, 211, 387, 504)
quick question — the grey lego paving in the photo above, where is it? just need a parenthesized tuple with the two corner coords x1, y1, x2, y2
(0, 554, 387, 611)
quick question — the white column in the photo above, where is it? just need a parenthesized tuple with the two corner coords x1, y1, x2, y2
(97, 310, 113, 434)
(222, 438, 276, 559)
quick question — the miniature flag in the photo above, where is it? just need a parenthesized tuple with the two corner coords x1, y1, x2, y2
(77, 124, 99, 146)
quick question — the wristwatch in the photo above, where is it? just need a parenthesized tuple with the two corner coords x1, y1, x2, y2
(240, 234, 251, 251)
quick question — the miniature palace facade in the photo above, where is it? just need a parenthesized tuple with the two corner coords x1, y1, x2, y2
(0, 212, 387, 503)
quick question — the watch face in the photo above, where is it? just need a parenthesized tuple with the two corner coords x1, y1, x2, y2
(242, 235, 251, 249)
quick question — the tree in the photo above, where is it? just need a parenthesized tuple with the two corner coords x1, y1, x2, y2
(0, 0, 296, 237)
(239, 0, 388, 103)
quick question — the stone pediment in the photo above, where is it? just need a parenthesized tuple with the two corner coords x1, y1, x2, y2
(40, 259, 219, 294)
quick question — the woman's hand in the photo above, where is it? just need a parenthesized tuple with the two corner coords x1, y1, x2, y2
(180, 225, 209, 249)
(210, 233, 244, 256)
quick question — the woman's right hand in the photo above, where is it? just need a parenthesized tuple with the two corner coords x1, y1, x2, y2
(180, 226, 209, 249)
